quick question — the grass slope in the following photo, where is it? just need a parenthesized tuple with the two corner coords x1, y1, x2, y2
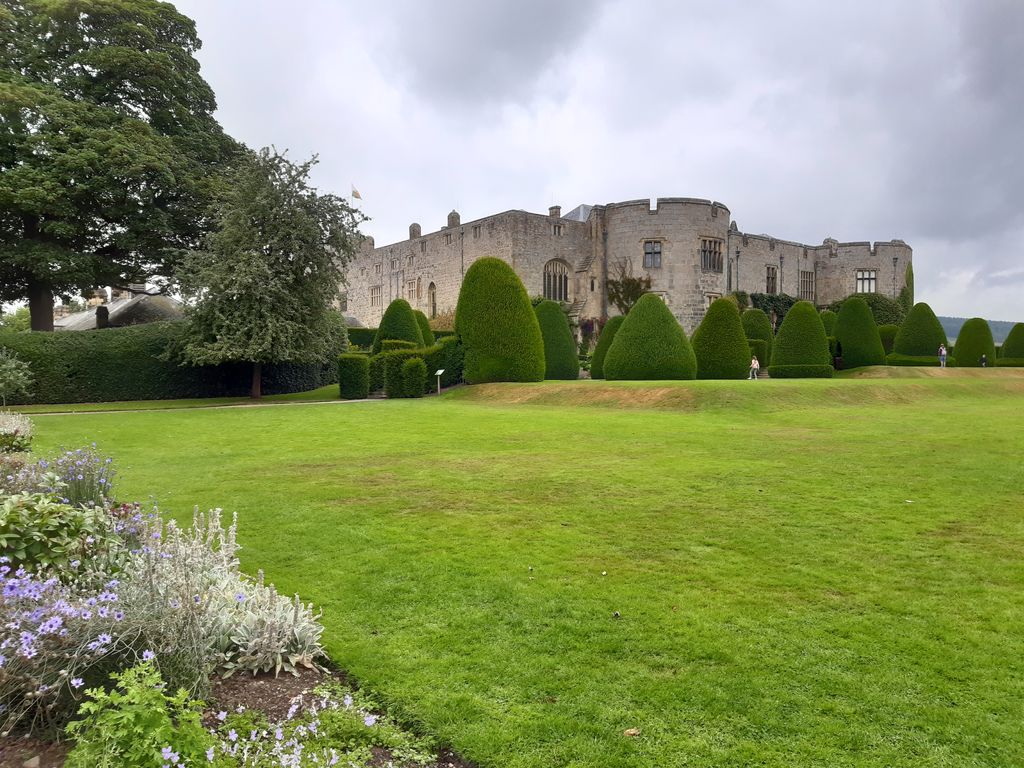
(28, 378, 1024, 768)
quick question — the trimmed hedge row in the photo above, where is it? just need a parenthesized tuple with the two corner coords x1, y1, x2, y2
(0, 323, 340, 404)
(953, 317, 996, 367)
(337, 354, 369, 399)
(401, 357, 427, 398)
(833, 297, 885, 369)
(692, 298, 750, 379)
(589, 315, 624, 380)
(347, 327, 377, 349)
(381, 339, 418, 352)
(767, 301, 833, 378)
(604, 294, 696, 380)
(534, 300, 579, 380)
(996, 358, 1024, 367)
(422, 336, 465, 389)
(885, 353, 957, 367)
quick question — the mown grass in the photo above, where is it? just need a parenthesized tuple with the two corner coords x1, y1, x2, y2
(27, 374, 1024, 767)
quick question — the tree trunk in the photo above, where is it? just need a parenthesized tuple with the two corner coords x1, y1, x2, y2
(28, 280, 55, 332)
(250, 361, 262, 399)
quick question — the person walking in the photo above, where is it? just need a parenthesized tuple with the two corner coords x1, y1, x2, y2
(938, 344, 947, 368)
(749, 355, 760, 380)
(981, 353, 988, 368)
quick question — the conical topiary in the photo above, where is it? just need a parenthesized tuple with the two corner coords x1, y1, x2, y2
(372, 299, 423, 354)
(891, 302, 948, 361)
(454, 257, 545, 383)
(691, 298, 751, 379)
(534, 300, 580, 380)
(997, 322, 1024, 366)
(819, 309, 837, 336)
(833, 297, 886, 369)
(767, 300, 833, 378)
(603, 294, 696, 380)
(414, 310, 435, 347)
(741, 308, 774, 365)
(953, 317, 996, 367)
(590, 315, 624, 379)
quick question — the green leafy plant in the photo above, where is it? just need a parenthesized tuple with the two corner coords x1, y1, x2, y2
(0, 492, 116, 572)
(337, 354, 370, 399)
(372, 299, 424, 354)
(767, 300, 833, 378)
(0, 347, 33, 407)
(953, 317, 996, 367)
(0, 410, 33, 453)
(534, 300, 580, 380)
(833, 297, 886, 369)
(603, 294, 696, 380)
(691, 298, 751, 379)
(589, 315, 625, 380)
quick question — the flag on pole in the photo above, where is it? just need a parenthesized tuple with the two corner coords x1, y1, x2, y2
(351, 184, 362, 200)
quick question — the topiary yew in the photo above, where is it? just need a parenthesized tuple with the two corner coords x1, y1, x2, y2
(819, 310, 837, 336)
(534, 300, 579, 380)
(877, 324, 899, 354)
(372, 299, 423, 354)
(589, 315, 624, 380)
(691, 298, 751, 379)
(767, 300, 833, 378)
(414, 310, 435, 347)
(337, 354, 369, 399)
(997, 323, 1024, 366)
(833, 297, 886, 369)
(741, 308, 774, 366)
(603, 294, 696, 380)
(401, 357, 427, 397)
(454, 257, 545, 383)
(891, 302, 947, 362)
(953, 317, 996, 367)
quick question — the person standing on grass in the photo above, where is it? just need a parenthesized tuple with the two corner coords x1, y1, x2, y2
(939, 344, 947, 368)
(749, 355, 760, 380)
(981, 353, 988, 368)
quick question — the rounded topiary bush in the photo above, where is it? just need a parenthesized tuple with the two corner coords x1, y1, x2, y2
(997, 322, 1024, 366)
(691, 298, 751, 379)
(372, 299, 423, 354)
(590, 315, 625, 380)
(741, 309, 774, 366)
(604, 294, 696, 380)
(833, 297, 886, 369)
(454, 257, 545, 383)
(892, 302, 947, 358)
(767, 300, 833, 378)
(819, 309, 837, 336)
(953, 317, 996, 367)
(337, 354, 369, 399)
(401, 357, 427, 397)
(414, 310, 435, 347)
(878, 323, 899, 354)
(534, 300, 580, 380)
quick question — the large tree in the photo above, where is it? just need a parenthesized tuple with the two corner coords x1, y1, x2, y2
(0, 0, 237, 330)
(176, 148, 365, 398)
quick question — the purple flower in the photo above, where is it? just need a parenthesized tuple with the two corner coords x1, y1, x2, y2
(216, 710, 227, 722)
(142, 649, 156, 662)
(206, 747, 214, 762)
(363, 714, 378, 727)
(227, 729, 238, 742)
(71, 678, 84, 689)
(235, 593, 246, 603)
(161, 746, 178, 763)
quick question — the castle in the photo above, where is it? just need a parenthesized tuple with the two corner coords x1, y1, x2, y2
(342, 197, 912, 333)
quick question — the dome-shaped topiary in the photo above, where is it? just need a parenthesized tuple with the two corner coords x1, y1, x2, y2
(819, 309, 837, 336)
(691, 298, 751, 379)
(414, 310, 435, 347)
(833, 297, 886, 369)
(534, 300, 580, 380)
(454, 257, 545, 383)
(741, 308, 774, 366)
(892, 302, 947, 358)
(589, 315, 624, 380)
(767, 300, 833, 378)
(953, 317, 996, 367)
(372, 299, 423, 354)
(877, 323, 899, 354)
(1001, 323, 1024, 357)
(604, 294, 696, 380)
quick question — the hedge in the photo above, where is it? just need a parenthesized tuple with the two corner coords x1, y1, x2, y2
(454, 257, 545, 383)
(422, 335, 465, 389)
(381, 339, 418, 352)
(996, 358, 1024, 367)
(953, 317, 996, 367)
(337, 354, 369, 399)
(829, 293, 905, 326)
(741, 309, 773, 366)
(401, 357, 427, 398)
(747, 338, 768, 367)
(604, 294, 696, 380)
(819, 310, 837, 336)
(767, 300, 833, 378)
(589, 315, 624, 379)
(369, 354, 385, 393)
(827, 336, 838, 360)
(749, 294, 797, 326)
(347, 328, 377, 349)
(414, 311, 435, 347)
(0, 323, 340, 404)
(833, 296, 886, 369)
(886, 353, 957, 367)
(998, 322, 1024, 358)
(372, 299, 423, 354)
(892, 302, 947, 358)
(691, 298, 751, 379)
(878, 324, 900, 354)
(378, 349, 424, 398)
(534, 300, 579, 380)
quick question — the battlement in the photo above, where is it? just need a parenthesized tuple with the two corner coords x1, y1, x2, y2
(598, 197, 731, 217)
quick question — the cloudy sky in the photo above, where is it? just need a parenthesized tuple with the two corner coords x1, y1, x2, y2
(173, 0, 1024, 321)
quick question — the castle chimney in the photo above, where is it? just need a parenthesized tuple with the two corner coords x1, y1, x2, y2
(549, 205, 561, 218)
(409, 222, 421, 239)
(447, 210, 460, 228)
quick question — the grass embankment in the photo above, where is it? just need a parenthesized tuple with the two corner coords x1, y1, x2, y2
(27, 376, 1024, 767)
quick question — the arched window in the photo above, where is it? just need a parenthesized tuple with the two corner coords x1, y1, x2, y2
(428, 282, 437, 318)
(543, 259, 570, 303)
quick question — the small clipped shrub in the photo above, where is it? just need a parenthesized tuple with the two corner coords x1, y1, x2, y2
(878, 323, 900, 354)
(455, 257, 545, 383)
(747, 338, 768, 366)
(414, 310, 435, 347)
(372, 299, 423, 354)
(741, 309, 774, 366)
(604, 294, 696, 380)
(892, 302, 947, 358)
(833, 296, 886, 369)
(337, 354, 370, 399)
(534, 300, 580, 380)
(953, 317, 996, 367)
(402, 357, 427, 397)
(381, 339, 418, 352)
(819, 309, 837, 336)
(767, 300, 833, 378)
(590, 315, 625, 380)
(691, 298, 751, 379)
(379, 349, 424, 398)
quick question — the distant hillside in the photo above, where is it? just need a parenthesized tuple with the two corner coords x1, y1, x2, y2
(939, 316, 1019, 343)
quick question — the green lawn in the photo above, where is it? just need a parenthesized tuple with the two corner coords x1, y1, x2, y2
(26, 374, 1024, 767)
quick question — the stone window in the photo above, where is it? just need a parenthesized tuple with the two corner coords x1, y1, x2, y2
(856, 269, 877, 293)
(590, 277, 595, 292)
(406, 280, 416, 301)
(765, 265, 778, 294)
(473, 225, 481, 239)
(799, 270, 815, 301)
(428, 282, 437, 318)
(416, 277, 422, 301)
(552, 223, 562, 236)
(700, 238, 723, 273)
(370, 286, 382, 307)
(390, 258, 399, 271)
(420, 240, 426, 253)
(444, 233, 452, 245)
(543, 259, 570, 302)
(643, 240, 662, 269)
(407, 255, 414, 268)
(374, 263, 382, 275)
